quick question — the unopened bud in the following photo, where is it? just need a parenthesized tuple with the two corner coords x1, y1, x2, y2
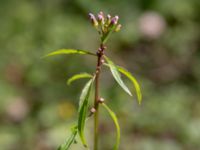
(115, 16, 119, 20)
(98, 14, 103, 21)
(98, 11, 105, 24)
(106, 14, 111, 24)
(98, 97, 105, 103)
(89, 13, 95, 19)
(115, 24, 122, 32)
(99, 11, 104, 17)
(111, 16, 119, 25)
(90, 107, 96, 113)
(89, 13, 98, 27)
(99, 11, 104, 15)
(101, 59, 105, 64)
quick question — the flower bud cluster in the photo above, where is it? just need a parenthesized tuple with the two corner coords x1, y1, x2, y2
(89, 12, 122, 34)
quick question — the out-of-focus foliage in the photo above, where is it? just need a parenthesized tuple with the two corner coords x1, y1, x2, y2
(0, 0, 200, 150)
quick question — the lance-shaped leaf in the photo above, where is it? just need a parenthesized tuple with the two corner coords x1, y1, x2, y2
(104, 56, 132, 96)
(67, 73, 93, 85)
(101, 103, 120, 150)
(57, 125, 78, 150)
(78, 78, 94, 147)
(103, 63, 142, 104)
(117, 66, 142, 104)
(44, 49, 96, 57)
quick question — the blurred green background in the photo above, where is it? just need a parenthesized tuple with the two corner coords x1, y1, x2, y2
(1, 0, 200, 150)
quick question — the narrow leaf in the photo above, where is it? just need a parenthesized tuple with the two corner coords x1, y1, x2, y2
(104, 56, 132, 96)
(101, 103, 120, 150)
(117, 66, 142, 104)
(78, 79, 94, 147)
(57, 125, 78, 150)
(104, 63, 142, 104)
(67, 73, 93, 85)
(44, 49, 96, 57)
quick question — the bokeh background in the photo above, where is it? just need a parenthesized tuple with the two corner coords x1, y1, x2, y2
(1, 0, 200, 150)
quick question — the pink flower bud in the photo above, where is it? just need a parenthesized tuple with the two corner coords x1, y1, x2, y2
(97, 11, 105, 24)
(89, 13, 98, 27)
(89, 13, 95, 19)
(111, 16, 119, 25)
(107, 14, 111, 20)
(106, 14, 111, 24)
(98, 14, 103, 21)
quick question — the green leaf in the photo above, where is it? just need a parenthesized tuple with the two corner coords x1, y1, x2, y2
(57, 125, 78, 150)
(44, 49, 96, 57)
(101, 103, 120, 150)
(78, 78, 94, 147)
(103, 63, 142, 104)
(117, 66, 142, 104)
(104, 56, 132, 96)
(67, 73, 93, 85)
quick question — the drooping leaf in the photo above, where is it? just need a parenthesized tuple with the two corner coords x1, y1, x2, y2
(117, 66, 142, 104)
(78, 78, 94, 147)
(101, 103, 120, 150)
(44, 49, 96, 57)
(57, 125, 78, 150)
(67, 73, 93, 85)
(103, 63, 142, 104)
(104, 56, 132, 96)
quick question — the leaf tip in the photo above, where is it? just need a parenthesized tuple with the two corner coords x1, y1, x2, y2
(129, 91, 133, 97)
(138, 98, 142, 105)
(137, 93, 142, 105)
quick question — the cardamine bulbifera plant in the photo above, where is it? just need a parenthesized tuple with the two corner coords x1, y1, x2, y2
(45, 11, 142, 150)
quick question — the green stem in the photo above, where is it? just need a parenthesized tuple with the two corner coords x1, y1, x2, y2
(94, 44, 104, 150)
(94, 106, 99, 150)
